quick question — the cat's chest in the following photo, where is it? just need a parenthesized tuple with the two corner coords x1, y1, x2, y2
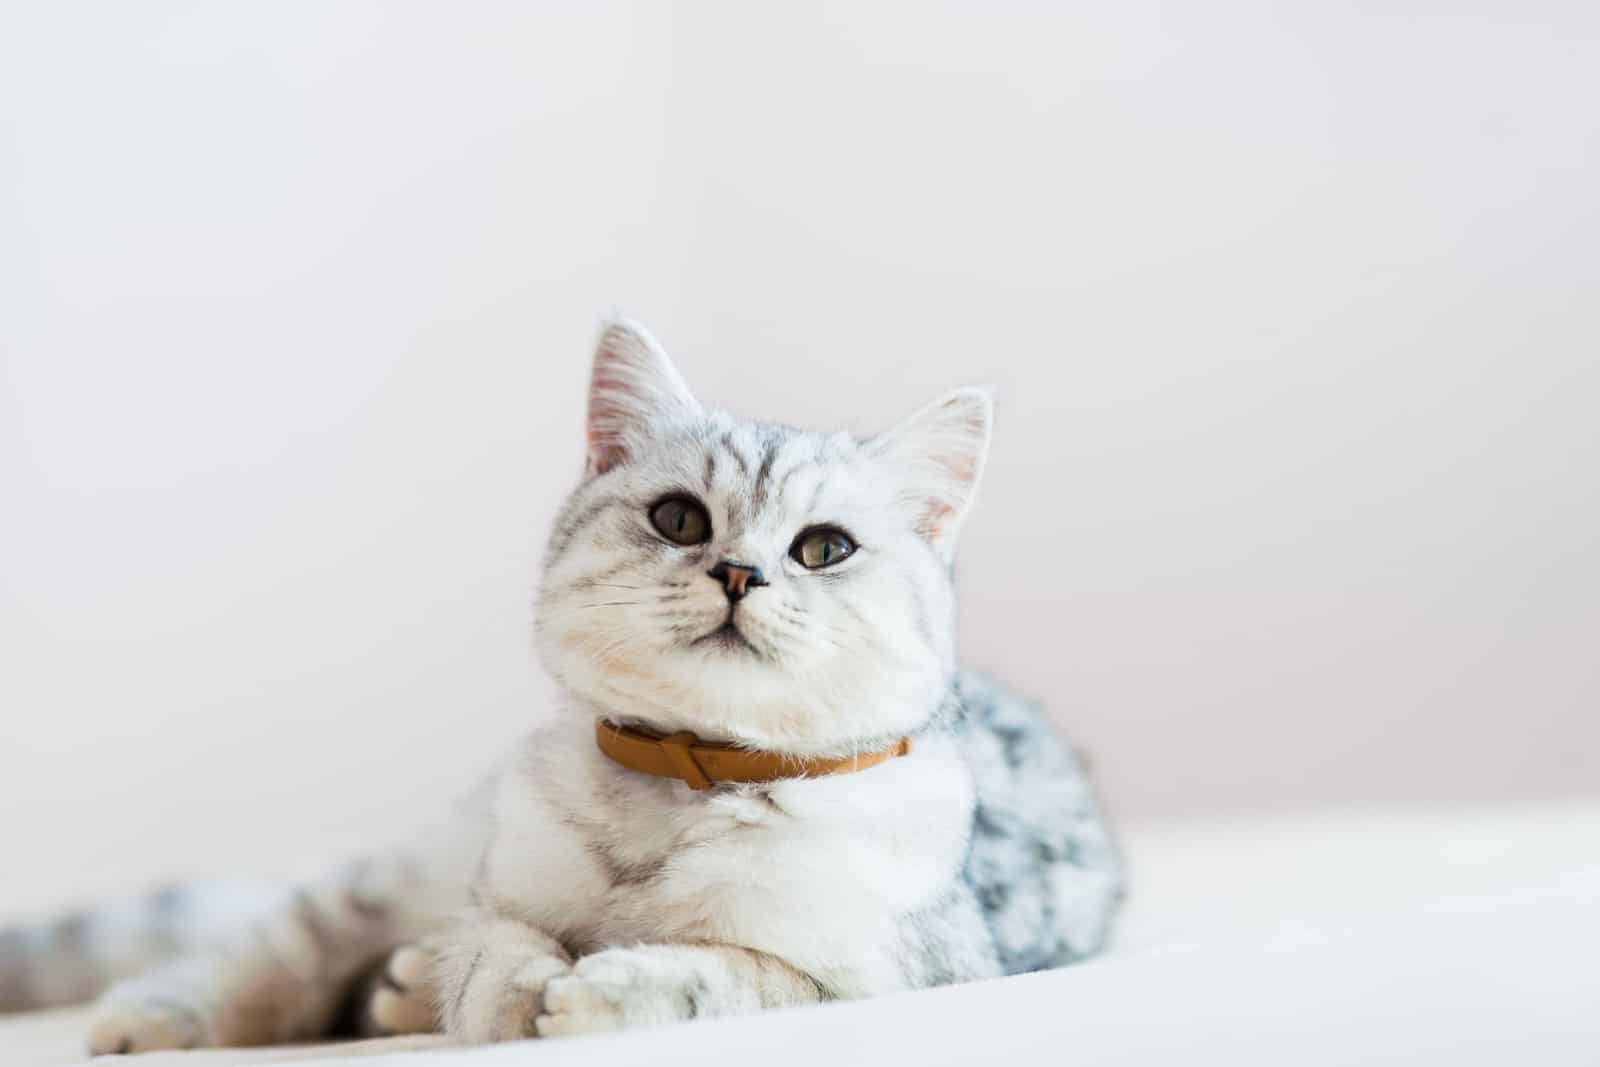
(579, 777, 839, 905)
(610, 748, 971, 933)
(484, 726, 975, 950)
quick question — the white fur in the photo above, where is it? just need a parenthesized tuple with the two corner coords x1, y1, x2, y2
(471, 719, 974, 993)
(76, 317, 1039, 1052)
(433, 319, 996, 1038)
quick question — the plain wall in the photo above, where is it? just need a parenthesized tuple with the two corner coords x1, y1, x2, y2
(3, 1, 1597, 913)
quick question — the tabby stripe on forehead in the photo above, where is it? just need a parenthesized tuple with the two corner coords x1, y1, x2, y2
(750, 436, 782, 510)
(718, 432, 750, 477)
(772, 458, 806, 512)
(703, 450, 717, 490)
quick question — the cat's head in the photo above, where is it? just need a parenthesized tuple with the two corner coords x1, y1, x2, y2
(534, 319, 992, 755)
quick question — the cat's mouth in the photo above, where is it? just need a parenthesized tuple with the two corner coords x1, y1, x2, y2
(691, 619, 763, 658)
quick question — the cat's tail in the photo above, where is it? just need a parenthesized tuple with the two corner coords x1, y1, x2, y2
(0, 881, 284, 1014)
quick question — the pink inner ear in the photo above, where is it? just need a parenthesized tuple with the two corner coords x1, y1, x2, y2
(586, 364, 632, 472)
(917, 400, 988, 539)
(587, 347, 668, 473)
(941, 406, 988, 481)
(922, 501, 958, 539)
(583, 321, 700, 475)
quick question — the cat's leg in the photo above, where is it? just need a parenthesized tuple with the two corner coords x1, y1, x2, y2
(87, 855, 423, 1055)
(535, 944, 826, 1038)
(435, 909, 573, 1043)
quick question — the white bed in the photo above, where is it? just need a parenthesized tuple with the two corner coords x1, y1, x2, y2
(6, 801, 1595, 1066)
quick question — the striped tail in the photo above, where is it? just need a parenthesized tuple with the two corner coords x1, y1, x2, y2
(0, 881, 284, 1014)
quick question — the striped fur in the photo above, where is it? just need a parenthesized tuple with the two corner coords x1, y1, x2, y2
(0, 318, 1120, 1053)
(0, 883, 278, 1014)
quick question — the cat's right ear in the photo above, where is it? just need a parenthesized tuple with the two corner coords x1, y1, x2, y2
(585, 318, 701, 476)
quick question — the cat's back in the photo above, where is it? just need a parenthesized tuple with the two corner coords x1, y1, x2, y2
(948, 670, 1123, 973)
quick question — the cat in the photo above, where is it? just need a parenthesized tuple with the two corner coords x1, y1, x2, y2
(0, 319, 1122, 1053)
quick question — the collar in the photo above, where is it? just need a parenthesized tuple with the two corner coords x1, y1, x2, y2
(594, 720, 914, 790)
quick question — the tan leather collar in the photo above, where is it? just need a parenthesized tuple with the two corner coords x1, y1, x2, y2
(595, 720, 913, 790)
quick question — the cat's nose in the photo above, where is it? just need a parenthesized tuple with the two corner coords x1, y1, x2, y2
(707, 560, 767, 602)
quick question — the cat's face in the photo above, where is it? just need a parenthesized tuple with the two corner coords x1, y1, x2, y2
(534, 321, 991, 754)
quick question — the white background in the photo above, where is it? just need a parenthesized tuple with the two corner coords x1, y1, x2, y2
(3, 2, 1597, 913)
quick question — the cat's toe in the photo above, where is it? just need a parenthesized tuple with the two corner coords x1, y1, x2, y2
(439, 944, 569, 1043)
(487, 954, 571, 1040)
(535, 950, 685, 1038)
(362, 944, 438, 1036)
(369, 985, 434, 1036)
(87, 999, 204, 1055)
(534, 971, 624, 1037)
(387, 944, 432, 988)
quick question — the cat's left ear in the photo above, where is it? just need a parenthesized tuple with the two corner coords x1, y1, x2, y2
(585, 318, 702, 476)
(869, 386, 994, 559)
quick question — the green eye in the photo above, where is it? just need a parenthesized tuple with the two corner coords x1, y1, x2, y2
(649, 496, 712, 546)
(791, 527, 856, 569)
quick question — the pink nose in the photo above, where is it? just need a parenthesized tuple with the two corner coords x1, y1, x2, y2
(707, 561, 767, 602)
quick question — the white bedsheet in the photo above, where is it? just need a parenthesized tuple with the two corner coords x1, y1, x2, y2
(6, 801, 1596, 1066)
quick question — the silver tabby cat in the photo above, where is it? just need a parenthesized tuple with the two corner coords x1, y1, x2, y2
(0, 320, 1121, 1053)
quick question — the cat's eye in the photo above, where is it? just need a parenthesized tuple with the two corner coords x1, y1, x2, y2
(649, 496, 712, 546)
(791, 527, 856, 569)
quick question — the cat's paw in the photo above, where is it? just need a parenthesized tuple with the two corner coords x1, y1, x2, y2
(362, 943, 439, 1037)
(87, 997, 207, 1055)
(449, 952, 572, 1043)
(535, 948, 698, 1038)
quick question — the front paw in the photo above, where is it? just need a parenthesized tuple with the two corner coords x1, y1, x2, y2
(88, 997, 207, 1055)
(450, 952, 572, 1044)
(536, 949, 701, 1038)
